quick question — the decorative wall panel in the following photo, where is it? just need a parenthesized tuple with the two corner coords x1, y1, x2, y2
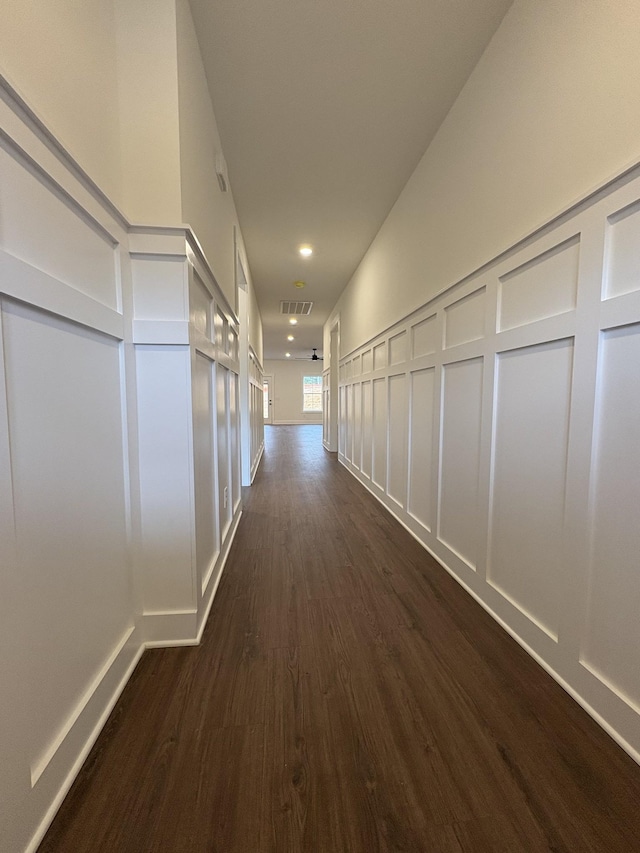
(488, 339, 574, 639)
(438, 358, 483, 568)
(408, 368, 435, 530)
(345, 383, 353, 464)
(0, 71, 245, 853)
(1, 299, 130, 780)
(193, 352, 218, 594)
(372, 377, 387, 490)
(353, 382, 362, 471)
(582, 324, 640, 708)
(498, 237, 579, 331)
(337, 162, 640, 766)
(389, 330, 407, 365)
(189, 270, 212, 336)
(133, 256, 188, 322)
(606, 203, 640, 299)
(387, 373, 408, 507)
(0, 147, 118, 310)
(361, 380, 372, 478)
(217, 364, 231, 541)
(411, 314, 437, 358)
(444, 287, 485, 348)
(136, 345, 195, 612)
(373, 342, 386, 370)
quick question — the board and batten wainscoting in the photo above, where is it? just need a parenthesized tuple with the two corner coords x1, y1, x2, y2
(335, 166, 640, 766)
(0, 74, 257, 852)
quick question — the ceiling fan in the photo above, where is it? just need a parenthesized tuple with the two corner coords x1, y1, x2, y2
(295, 348, 323, 361)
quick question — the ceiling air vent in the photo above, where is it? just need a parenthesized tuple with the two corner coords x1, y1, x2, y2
(280, 301, 313, 315)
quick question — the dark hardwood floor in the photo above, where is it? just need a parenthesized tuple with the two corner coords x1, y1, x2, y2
(40, 425, 640, 852)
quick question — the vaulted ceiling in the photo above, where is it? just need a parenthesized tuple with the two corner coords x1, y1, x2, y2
(189, 0, 513, 359)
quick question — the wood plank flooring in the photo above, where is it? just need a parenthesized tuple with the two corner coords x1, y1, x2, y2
(39, 425, 640, 852)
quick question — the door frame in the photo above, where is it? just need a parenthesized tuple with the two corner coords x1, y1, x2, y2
(263, 374, 273, 424)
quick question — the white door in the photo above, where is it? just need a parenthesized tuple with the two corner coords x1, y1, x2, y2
(263, 376, 273, 424)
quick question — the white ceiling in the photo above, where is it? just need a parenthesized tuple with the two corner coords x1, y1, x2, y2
(189, 0, 513, 360)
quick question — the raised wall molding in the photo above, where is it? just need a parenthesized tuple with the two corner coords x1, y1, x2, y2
(0, 71, 246, 853)
(338, 165, 640, 766)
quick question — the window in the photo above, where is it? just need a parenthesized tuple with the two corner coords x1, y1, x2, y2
(303, 375, 323, 412)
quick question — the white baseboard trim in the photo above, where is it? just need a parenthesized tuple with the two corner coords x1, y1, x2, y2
(195, 505, 242, 644)
(272, 419, 323, 425)
(26, 504, 244, 850)
(26, 628, 144, 853)
(143, 506, 243, 648)
(250, 442, 264, 482)
(142, 609, 199, 648)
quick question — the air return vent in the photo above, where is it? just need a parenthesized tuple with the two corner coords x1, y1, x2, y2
(280, 301, 313, 315)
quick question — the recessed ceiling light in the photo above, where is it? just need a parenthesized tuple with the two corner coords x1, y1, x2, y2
(299, 245, 313, 257)
(294, 280, 305, 288)
(285, 352, 291, 358)
(289, 318, 298, 325)
(287, 335, 294, 341)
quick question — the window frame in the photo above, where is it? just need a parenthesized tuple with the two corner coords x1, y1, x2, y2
(302, 375, 323, 413)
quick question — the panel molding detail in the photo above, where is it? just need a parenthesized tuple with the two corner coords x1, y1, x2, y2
(337, 166, 640, 768)
(0, 75, 248, 853)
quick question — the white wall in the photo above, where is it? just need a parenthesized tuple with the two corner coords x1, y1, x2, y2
(336, 173, 640, 763)
(238, 284, 265, 486)
(248, 272, 264, 364)
(0, 75, 138, 851)
(327, 0, 640, 355)
(176, 0, 247, 310)
(264, 359, 324, 424)
(0, 3, 262, 849)
(0, 77, 246, 850)
(327, 0, 640, 765)
(0, 0, 123, 203)
(115, 0, 183, 223)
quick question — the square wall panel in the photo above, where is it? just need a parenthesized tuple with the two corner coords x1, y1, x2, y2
(499, 237, 579, 331)
(444, 288, 486, 348)
(411, 314, 437, 358)
(605, 203, 640, 299)
(373, 342, 387, 371)
(0, 147, 118, 311)
(389, 331, 407, 366)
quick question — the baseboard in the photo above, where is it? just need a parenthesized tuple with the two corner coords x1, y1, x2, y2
(250, 442, 264, 482)
(272, 419, 323, 425)
(142, 609, 200, 648)
(26, 626, 144, 853)
(25, 504, 244, 851)
(195, 505, 242, 643)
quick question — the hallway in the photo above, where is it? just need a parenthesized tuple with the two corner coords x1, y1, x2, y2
(40, 426, 640, 852)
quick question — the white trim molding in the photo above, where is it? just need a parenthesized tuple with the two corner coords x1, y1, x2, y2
(337, 163, 640, 766)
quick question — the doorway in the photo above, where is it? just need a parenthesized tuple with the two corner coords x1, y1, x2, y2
(263, 375, 273, 424)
